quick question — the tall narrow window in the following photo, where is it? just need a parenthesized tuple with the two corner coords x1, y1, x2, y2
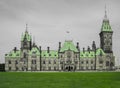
(9, 67, 11, 70)
(15, 60, 18, 64)
(54, 60, 56, 64)
(9, 60, 11, 64)
(43, 61, 45, 64)
(49, 61, 51, 64)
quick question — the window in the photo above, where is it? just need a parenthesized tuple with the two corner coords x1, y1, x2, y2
(49, 61, 51, 64)
(9, 54, 12, 56)
(81, 61, 84, 64)
(76, 55, 77, 58)
(32, 60, 36, 64)
(99, 61, 103, 64)
(43, 61, 45, 64)
(106, 61, 109, 66)
(86, 61, 88, 64)
(54, 60, 56, 64)
(9, 67, 11, 70)
(15, 60, 18, 64)
(16, 54, 19, 56)
(91, 61, 93, 64)
(23, 53, 27, 58)
(16, 67, 19, 71)
(60, 61, 63, 64)
(8, 60, 11, 64)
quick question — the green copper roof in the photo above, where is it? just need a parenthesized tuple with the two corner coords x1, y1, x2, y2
(5, 50, 21, 58)
(60, 40, 79, 52)
(21, 31, 31, 42)
(29, 47, 40, 56)
(80, 48, 105, 58)
(101, 20, 112, 32)
(96, 48, 105, 55)
(80, 51, 95, 58)
(41, 50, 58, 58)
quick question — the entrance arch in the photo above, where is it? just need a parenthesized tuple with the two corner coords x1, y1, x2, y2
(65, 66, 73, 71)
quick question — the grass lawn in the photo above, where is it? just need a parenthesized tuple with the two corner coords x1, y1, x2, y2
(0, 72, 120, 88)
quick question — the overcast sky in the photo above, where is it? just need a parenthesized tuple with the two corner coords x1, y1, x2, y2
(0, 0, 120, 65)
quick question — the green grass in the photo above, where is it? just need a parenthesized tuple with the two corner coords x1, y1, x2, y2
(0, 72, 120, 88)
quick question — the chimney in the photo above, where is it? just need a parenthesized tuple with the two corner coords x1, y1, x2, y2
(87, 46, 90, 53)
(92, 41, 96, 51)
(14, 47, 17, 53)
(47, 47, 50, 53)
(59, 42, 61, 49)
(76, 42, 80, 51)
(39, 46, 41, 53)
(83, 47, 85, 53)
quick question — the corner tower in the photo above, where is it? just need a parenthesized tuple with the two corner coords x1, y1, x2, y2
(99, 7, 113, 53)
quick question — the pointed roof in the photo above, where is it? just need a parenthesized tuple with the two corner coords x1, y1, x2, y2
(60, 40, 79, 52)
(29, 46, 40, 56)
(21, 25, 32, 42)
(101, 6, 112, 32)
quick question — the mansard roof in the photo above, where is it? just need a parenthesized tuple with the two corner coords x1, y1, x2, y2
(5, 50, 21, 58)
(41, 50, 58, 58)
(80, 48, 105, 58)
(60, 40, 79, 52)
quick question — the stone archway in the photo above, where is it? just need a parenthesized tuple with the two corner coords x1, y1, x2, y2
(65, 66, 73, 71)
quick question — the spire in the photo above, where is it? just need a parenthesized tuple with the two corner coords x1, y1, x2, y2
(25, 24, 28, 33)
(100, 5, 112, 32)
(103, 4, 109, 21)
(104, 4, 107, 19)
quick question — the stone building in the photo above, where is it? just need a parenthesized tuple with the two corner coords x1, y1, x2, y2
(5, 11, 115, 71)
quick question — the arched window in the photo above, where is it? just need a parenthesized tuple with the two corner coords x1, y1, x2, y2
(106, 61, 109, 66)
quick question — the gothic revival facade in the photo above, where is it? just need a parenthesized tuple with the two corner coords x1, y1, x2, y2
(5, 12, 115, 71)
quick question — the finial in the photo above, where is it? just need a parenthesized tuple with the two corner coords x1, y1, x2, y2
(25, 23, 28, 32)
(104, 4, 107, 19)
